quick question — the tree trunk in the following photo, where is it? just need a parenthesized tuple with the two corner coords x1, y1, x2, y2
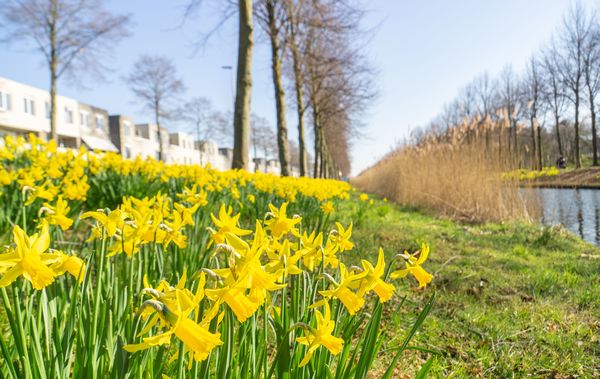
(536, 119, 543, 169)
(574, 92, 581, 168)
(554, 114, 563, 157)
(266, 0, 290, 176)
(512, 119, 518, 166)
(312, 100, 320, 178)
(530, 115, 537, 170)
(49, 0, 58, 143)
(232, 0, 254, 170)
(155, 102, 164, 162)
(290, 42, 307, 176)
(591, 102, 598, 166)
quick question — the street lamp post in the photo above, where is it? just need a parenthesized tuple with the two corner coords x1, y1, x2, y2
(221, 65, 234, 108)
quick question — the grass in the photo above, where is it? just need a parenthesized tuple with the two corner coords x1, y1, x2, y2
(337, 197, 600, 378)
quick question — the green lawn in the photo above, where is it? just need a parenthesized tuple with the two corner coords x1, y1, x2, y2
(337, 198, 600, 378)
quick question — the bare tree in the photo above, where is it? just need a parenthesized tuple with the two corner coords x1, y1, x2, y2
(0, 0, 130, 142)
(232, 0, 254, 170)
(250, 114, 277, 171)
(284, 0, 309, 176)
(210, 110, 235, 147)
(176, 97, 215, 163)
(583, 14, 600, 165)
(521, 56, 546, 169)
(301, 0, 375, 178)
(255, 0, 290, 176)
(125, 55, 185, 161)
(556, 1, 593, 168)
(472, 72, 497, 150)
(497, 65, 520, 161)
(542, 41, 567, 158)
(255, 0, 291, 176)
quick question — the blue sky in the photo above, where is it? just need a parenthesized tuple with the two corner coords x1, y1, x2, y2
(1, 0, 597, 175)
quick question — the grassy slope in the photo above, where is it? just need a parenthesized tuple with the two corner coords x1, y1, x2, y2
(337, 198, 600, 378)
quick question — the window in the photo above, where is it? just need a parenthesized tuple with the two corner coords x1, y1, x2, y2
(155, 151, 161, 160)
(23, 98, 35, 115)
(64, 107, 73, 123)
(125, 147, 131, 158)
(95, 115, 104, 130)
(80, 111, 88, 127)
(124, 123, 130, 136)
(0, 91, 11, 111)
(45, 102, 50, 119)
(5, 93, 11, 111)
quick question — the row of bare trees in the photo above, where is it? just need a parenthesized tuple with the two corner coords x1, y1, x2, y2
(1, 0, 373, 177)
(239, 0, 375, 177)
(191, 0, 374, 177)
(418, 1, 600, 170)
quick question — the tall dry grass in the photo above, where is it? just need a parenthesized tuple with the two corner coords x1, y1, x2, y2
(353, 117, 540, 223)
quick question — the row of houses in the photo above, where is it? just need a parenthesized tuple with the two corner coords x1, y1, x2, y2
(0, 76, 288, 174)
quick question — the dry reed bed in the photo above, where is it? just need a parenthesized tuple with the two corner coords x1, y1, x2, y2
(353, 144, 538, 223)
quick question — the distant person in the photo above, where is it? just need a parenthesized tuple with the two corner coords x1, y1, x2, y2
(556, 155, 566, 169)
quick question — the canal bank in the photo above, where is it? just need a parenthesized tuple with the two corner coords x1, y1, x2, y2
(521, 167, 600, 189)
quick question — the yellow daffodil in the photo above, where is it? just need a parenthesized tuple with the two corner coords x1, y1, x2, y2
(177, 184, 209, 207)
(296, 302, 344, 367)
(174, 202, 200, 227)
(24, 180, 58, 205)
(355, 248, 395, 302)
(330, 222, 354, 253)
(319, 263, 367, 315)
(208, 204, 251, 245)
(81, 208, 125, 238)
(298, 231, 324, 272)
(264, 202, 301, 239)
(265, 239, 303, 279)
(0, 222, 85, 289)
(124, 274, 223, 362)
(205, 282, 260, 323)
(390, 243, 433, 288)
(321, 201, 334, 214)
(41, 196, 73, 231)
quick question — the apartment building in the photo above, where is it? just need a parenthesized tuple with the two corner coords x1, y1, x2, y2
(108, 119, 169, 161)
(168, 132, 200, 165)
(0, 75, 301, 176)
(0, 76, 116, 151)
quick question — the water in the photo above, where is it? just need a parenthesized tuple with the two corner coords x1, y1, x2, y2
(536, 188, 600, 246)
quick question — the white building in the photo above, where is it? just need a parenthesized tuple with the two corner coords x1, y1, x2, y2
(0, 76, 116, 151)
(168, 132, 200, 165)
(0, 75, 303, 175)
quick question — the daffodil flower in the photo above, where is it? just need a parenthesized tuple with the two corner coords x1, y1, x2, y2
(319, 263, 367, 315)
(265, 239, 303, 280)
(320, 201, 334, 214)
(355, 248, 395, 302)
(0, 222, 85, 289)
(330, 222, 354, 253)
(298, 230, 324, 272)
(124, 273, 223, 362)
(264, 202, 301, 239)
(81, 208, 125, 238)
(390, 243, 433, 288)
(296, 302, 344, 367)
(208, 204, 251, 245)
(41, 196, 73, 231)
